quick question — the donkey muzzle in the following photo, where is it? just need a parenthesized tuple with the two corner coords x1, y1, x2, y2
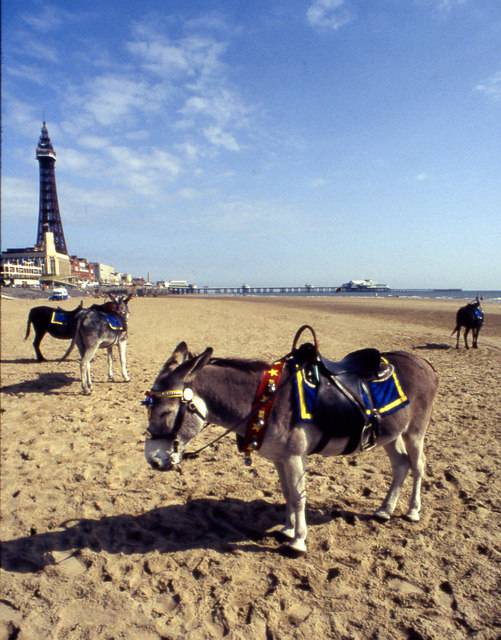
(144, 438, 182, 471)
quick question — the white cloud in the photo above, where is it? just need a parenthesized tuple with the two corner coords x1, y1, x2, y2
(6, 63, 47, 85)
(475, 71, 501, 101)
(127, 29, 226, 80)
(175, 141, 204, 160)
(203, 126, 240, 151)
(21, 5, 74, 32)
(78, 135, 112, 150)
(177, 187, 201, 199)
(415, 172, 429, 181)
(307, 0, 353, 31)
(1, 176, 37, 221)
(425, 0, 467, 11)
(72, 74, 168, 126)
(19, 35, 59, 62)
(181, 88, 249, 126)
(57, 147, 96, 172)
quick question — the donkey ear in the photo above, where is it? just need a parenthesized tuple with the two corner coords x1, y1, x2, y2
(186, 347, 213, 379)
(172, 341, 189, 360)
(168, 341, 189, 367)
(124, 294, 133, 303)
(157, 342, 189, 378)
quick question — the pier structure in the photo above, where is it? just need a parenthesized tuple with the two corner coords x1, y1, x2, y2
(144, 285, 342, 296)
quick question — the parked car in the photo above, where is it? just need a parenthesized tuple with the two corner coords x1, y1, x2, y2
(48, 286, 70, 301)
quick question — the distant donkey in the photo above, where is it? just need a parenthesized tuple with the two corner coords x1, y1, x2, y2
(25, 301, 84, 361)
(61, 294, 132, 394)
(452, 297, 484, 349)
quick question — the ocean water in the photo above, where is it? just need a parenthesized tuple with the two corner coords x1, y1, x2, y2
(332, 290, 501, 303)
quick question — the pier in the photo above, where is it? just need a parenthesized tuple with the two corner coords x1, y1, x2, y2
(138, 285, 342, 296)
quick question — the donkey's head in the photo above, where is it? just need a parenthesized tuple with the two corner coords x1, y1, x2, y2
(108, 293, 132, 317)
(144, 341, 213, 471)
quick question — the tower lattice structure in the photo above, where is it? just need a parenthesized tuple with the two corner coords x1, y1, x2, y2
(35, 122, 68, 254)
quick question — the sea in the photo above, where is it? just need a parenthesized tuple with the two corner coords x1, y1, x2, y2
(326, 290, 501, 302)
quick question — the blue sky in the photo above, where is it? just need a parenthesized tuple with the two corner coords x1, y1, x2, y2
(2, 0, 500, 288)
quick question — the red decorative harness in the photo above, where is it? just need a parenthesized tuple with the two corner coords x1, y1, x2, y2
(241, 359, 286, 461)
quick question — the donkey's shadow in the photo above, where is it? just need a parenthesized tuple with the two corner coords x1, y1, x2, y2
(0, 372, 76, 395)
(0, 498, 337, 571)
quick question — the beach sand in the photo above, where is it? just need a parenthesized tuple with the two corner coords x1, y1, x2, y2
(1, 295, 500, 639)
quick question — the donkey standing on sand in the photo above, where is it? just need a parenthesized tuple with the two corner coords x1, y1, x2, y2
(143, 334, 438, 555)
(452, 297, 484, 349)
(25, 301, 84, 361)
(61, 294, 132, 394)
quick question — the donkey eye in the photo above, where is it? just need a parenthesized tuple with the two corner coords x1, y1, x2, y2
(159, 410, 171, 420)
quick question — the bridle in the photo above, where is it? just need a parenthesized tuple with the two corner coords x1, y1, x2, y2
(143, 386, 209, 445)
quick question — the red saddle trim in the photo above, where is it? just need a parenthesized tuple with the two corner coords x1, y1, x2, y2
(242, 359, 286, 455)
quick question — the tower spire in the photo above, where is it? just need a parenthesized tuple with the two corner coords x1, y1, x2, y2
(35, 122, 68, 254)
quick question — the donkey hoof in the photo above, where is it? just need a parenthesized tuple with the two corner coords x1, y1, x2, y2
(123, 376, 131, 383)
(108, 376, 114, 382)
(279, 539, 307, 558)
(405, 509, 420, 523)
(374, 509, 392, 522)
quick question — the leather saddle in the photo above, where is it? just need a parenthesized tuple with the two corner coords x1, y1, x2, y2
(291, 325, 391, 454)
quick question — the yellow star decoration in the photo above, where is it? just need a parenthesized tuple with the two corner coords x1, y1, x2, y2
(269, 368, 279, 377)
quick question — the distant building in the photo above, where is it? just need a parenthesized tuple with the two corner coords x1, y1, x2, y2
(70, 256, 96, 283)
(91, 262, 120, 285)
(1, 228, 71, 284)
(0, 258, 42, 287)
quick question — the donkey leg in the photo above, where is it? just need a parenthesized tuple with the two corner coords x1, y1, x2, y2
(464, 327, 470, 349)
(472, 328, 479, 348)
(374, 435, 410, 521)
(274, 461, 295, 540)
(81, 344, 99, 394)
(107, 346, 114, 381)
(281, 455, 308, 554)
(33, 330, 46, 361)
(402, 431, 426, 522)
(118, 339, 130, 382)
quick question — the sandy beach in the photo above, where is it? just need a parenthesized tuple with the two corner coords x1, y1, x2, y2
(1, 295, 500, 639)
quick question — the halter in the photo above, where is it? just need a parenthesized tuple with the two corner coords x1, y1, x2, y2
(143, 386, 208, 441)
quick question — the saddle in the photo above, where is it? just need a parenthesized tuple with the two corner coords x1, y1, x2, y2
(291, 325, 394, 455)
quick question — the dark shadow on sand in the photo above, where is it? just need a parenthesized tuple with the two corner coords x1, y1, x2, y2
(0, 358, 42, 364)
(413, 343, 451, 350)
(0, 498, 342, 571)
(0, 372, 77, 395)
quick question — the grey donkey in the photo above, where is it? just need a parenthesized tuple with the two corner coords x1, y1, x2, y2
(61, 294, 132, 394)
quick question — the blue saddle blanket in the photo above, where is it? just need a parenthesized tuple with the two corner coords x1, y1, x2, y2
(50, 310, 69, 326)
(473, 308, 484, 321)
(293, 360, 409, 423)
(105, 313, 125, 331)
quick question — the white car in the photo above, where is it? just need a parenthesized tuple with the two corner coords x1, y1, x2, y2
(49, 286, 70, 301)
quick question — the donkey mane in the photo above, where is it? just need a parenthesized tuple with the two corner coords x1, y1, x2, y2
(209, 357, 269, 372)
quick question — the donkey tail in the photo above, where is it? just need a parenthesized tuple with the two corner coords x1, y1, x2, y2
(451, 325, 459, 336)
(25, 311, 33, 340)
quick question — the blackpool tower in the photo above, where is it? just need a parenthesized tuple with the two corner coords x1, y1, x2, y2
(35, 122, 68, 254)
